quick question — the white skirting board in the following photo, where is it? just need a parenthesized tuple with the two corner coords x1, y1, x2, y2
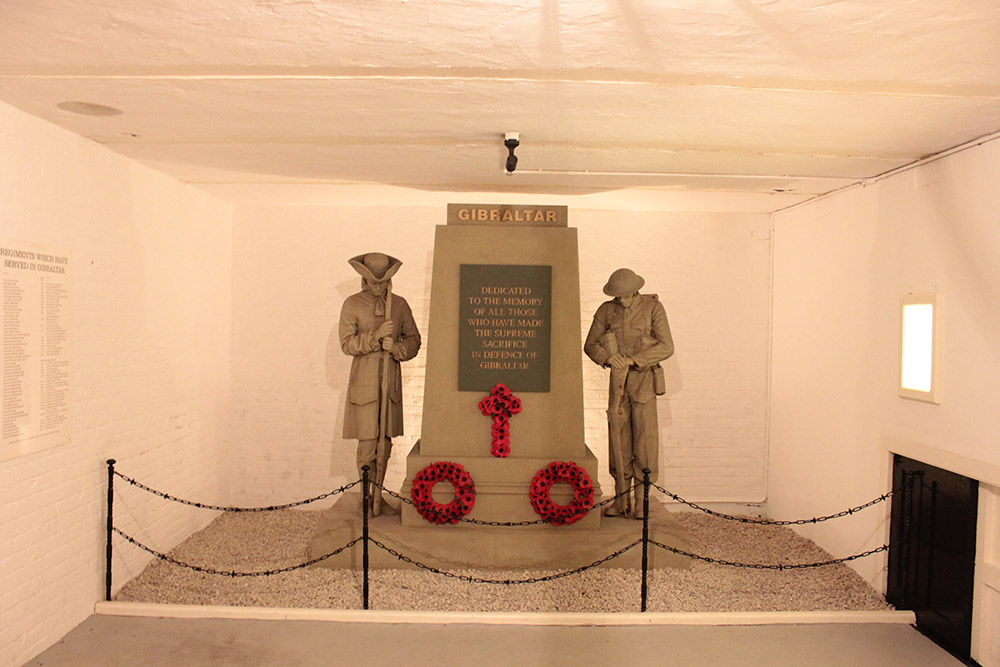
(95, 601, 914, 627)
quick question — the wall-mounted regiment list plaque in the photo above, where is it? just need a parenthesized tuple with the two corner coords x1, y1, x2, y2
(2, 239, 71, 462)
(458, 264, 551, 392)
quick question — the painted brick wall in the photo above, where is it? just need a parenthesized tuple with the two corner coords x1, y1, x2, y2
(770, 137, 1000, 587)
(0, 102, 233, 667)
(577, 211, 771, 502)
(229, 206, 435, 505)
(231, 204, 770, 506)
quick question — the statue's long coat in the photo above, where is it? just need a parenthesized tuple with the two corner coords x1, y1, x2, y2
(339, 290, 421, 440)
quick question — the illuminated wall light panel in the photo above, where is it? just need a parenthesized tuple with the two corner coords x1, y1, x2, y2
(899, 293, 941, 403)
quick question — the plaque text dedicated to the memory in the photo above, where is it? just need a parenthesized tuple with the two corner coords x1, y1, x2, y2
(459, 264, 551, 392)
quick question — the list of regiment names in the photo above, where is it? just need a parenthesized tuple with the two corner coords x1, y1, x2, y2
(2, 240, 71, 461)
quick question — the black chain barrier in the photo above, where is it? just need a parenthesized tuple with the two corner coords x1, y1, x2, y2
(369, 537, 641, 585)
(651, 481, 908, 526)
(105, 460, 897, 610)
(650, 539, 890, 571)
(113, 527, 363, 577)
(113, 470, 359, 512)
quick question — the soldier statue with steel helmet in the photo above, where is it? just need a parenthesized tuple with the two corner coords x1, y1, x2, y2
(584, 268, 674, 519)
(339, 252, 421, 516)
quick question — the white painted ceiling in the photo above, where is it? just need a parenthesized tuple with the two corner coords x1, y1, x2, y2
(2, 0, 999, 207)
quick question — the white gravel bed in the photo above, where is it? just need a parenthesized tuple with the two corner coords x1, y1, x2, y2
(115, 509, 891, 613)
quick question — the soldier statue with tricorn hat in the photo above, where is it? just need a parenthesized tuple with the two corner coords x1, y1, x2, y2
(584, 268, 674, 519)
(340, 252, 421, 516)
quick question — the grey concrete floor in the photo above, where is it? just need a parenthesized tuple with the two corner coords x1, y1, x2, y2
(26, 615, 964, 667)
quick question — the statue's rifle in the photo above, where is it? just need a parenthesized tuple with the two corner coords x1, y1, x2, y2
(374, 283, 393, 516)
(601, 331, 630, 515)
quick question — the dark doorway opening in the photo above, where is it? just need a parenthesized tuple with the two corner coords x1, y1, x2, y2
(887, 454, 979, 663)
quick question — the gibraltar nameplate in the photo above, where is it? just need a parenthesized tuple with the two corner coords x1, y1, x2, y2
(448, 203, 567, 227)
(458, 264, 552, 392)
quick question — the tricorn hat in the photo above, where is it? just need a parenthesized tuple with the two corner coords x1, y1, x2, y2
(603, 268, 645, 297)
(349, 252, 402, 283)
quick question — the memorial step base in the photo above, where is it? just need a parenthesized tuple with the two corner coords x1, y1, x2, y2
(308, 490, 691, 571)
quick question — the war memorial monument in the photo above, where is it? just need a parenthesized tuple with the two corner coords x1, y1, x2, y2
(309, 204, 689, 571)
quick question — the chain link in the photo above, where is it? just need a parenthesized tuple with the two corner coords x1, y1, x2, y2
(113, 471, 359, 512)
(650, 481, 907, 526)
(113, 527, 361, 576)
(369, 537, 641, 584)
(377, 481, 634, 526)
(650, 539, 889, 570)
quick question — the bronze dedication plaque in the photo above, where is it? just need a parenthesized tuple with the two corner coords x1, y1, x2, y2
(458, 264, 551, 392)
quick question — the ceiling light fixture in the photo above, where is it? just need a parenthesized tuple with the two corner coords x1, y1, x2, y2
(56, 101, 124, 117)
(504, 132, 520, 173)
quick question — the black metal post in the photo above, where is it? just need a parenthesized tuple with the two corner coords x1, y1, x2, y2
(641, 468, 650, 612)
(898, 470, 912, 605)
(361, 465, 370, 610)
(899, 470, 923, 606)
(105, 458, 116, 602)
(911, 470, 925, 605)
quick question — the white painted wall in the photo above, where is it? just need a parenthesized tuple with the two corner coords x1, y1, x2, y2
(0, 102, 233, 667)
(230, 203, 771, 506)
(769, 137, 1000, 587)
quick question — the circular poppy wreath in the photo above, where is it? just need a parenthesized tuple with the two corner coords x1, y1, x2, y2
(529, 461, 595, 526)
(410, 461, 476, 524)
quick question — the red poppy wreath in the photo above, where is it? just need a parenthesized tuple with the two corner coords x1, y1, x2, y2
(529, 461, 595, 526)
(410, 461, 476, 524)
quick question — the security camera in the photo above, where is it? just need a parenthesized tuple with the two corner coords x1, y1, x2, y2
(504, 132, 520, 173)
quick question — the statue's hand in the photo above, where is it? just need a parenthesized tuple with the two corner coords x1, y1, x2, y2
(381, 337, 394, 351)
(374, 319, 394, 340)
(608, 353, 631, 371)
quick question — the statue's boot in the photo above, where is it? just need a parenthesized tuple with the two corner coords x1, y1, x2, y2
(602, 502, 623, 517)
(603, 478, 631, 517)
(357, 439, 380, 517)
(371, 453, 399, 517)
(632, 486, 646, 520)
(358, 480, 374, 515)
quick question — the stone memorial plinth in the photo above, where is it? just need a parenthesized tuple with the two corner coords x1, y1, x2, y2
(403, 211, 600, 526)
